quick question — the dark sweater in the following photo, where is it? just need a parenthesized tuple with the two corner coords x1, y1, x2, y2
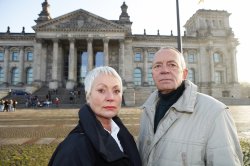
(154, 81, 185, 133)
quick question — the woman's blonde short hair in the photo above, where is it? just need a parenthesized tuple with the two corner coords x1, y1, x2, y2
(84, 66, 123, 101)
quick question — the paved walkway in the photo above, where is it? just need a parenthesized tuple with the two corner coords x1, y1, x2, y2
(0, 106, 249, 145)
(0, 108, 141, 145)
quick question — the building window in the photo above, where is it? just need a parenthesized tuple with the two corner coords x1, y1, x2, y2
(222, 91, 230, 97)
(188, 53, 196, 63)
(95, 51, 104, 67)
(12, 52, 19, 61)
(133, 68, 142, 85)
(134, 53, 142, 62)
(0, 67, 4, 84)
(148, 52, 154, 62)
(0, 51, 4, 61)
(147, 66, 154, 85)
(213, 52, 222, 63)
(26, 68, 33, 85)
(215, 71, 223, 84)
(11, 68, 20, 85)
(188, 68, 195, 83)
(26, 52, 33, 61)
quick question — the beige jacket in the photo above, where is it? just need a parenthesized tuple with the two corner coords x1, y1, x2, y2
(138, 80, 243, 166)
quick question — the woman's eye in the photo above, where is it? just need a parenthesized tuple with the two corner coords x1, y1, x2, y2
(97, 89, 105, 93)
(114, 90, 121, 94)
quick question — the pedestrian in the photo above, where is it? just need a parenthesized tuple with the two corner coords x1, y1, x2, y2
(49, 66, 142, 166)
(12, 99, 17, 111)
(137, 47, 243, 165)
(54, 97, 60, 107)
(3, 99, 9, 112)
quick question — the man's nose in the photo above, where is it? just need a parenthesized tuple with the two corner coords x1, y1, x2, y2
(160, 64, 171, 73)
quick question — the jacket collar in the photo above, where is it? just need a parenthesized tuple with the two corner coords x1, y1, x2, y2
(78, 104, 126, 162)
(142, 80, 197, 113)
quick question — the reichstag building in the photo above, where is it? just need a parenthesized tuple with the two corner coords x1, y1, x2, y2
(0, 0, 240, 106)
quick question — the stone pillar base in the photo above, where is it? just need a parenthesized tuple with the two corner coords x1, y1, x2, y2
(123, 87, 135, 106)
(32, 80, 42, 88)
(49, 81, 58, 90)
(66, 80, 76, 90)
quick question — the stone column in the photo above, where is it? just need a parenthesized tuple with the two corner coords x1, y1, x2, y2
(143, 48, 148, 85)
(66, 38, 76, 90)
(19, 47, 25, 84)
(208, 47, 214, 83)
(103, 38, 109, 65)
(3, 46, 10, 84)
(33, 39, 42, 87)
(119, 39, 125, 78)
(87, 38, 93, 71)
(230, 47, 238, 82)
(49, 39, 59, 90)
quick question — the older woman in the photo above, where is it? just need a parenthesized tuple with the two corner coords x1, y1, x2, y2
(49, 66, 141, 166)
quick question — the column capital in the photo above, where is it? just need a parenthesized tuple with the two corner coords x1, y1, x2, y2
(69, 38, 75, 43)
(35, 38, 43, 43)
(103, 38, 109, 43)
(119, 39, 125, 43)
(4, 46, 10, 50)
(87, 38, 93, 43)
(52, 38, 59, 42)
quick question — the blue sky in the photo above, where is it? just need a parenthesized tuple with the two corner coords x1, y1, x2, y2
(0, 0, 249, 82)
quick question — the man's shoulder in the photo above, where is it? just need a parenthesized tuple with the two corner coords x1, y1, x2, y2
(196, 92, 227, 110)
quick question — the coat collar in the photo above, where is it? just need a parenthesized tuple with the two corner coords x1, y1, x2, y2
(142, 80, 197, 114)
(78, 104, 126, 162)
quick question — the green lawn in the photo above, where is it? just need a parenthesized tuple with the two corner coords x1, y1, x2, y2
(0, 139, 249, 166)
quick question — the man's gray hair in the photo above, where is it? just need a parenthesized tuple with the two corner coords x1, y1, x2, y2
(84, 66, 123, 101)
(155, 47, 187, 69)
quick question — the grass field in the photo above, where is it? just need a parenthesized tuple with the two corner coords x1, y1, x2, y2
(0, 107, 249, 165)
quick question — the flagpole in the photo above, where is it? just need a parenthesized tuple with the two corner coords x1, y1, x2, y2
(176, 0, 182, 52)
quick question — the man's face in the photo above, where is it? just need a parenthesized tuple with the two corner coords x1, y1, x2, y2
(152, 49, 188, 94)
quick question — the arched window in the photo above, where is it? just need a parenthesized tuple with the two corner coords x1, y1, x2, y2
(95, 52, 104, 67)
(133, 68, 142, 86)
(213, 52, 222, 63)
(134, 52, 142, 62)
(26, 51, 33, 61)
(11, 68, 20, 85)
(0, 67, 4, 84)
(0, 51, 4, 61)
(148, 52, 154, 62)
(147, 66, 154, 85)
(188, 68, 195, 83)
(188, 53, 196, 63)
(26, 68, 33, 85)
(11, 51, 19, 61)
(215, 71, 223, 84)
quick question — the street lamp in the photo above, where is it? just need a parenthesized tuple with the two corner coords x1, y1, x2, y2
(176, 0, 182, 52)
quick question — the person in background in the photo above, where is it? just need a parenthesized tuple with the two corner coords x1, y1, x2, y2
(137, 47, 243, 166)
(49, 66, 141, 166)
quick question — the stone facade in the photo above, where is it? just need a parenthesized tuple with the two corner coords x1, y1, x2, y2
(0, 1, 240, 106)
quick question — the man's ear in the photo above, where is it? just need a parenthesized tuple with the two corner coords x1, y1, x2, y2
(182, 68, 188, 79)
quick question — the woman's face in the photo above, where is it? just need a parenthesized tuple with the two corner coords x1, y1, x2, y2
(88, 74, 122, 122)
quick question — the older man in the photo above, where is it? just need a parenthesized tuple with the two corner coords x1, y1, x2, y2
(138, 47, 243, 166)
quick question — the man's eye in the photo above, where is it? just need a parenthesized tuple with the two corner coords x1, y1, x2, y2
(153, 64, 161, 68)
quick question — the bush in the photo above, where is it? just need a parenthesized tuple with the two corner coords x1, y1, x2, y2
(241, 138, 250, 166)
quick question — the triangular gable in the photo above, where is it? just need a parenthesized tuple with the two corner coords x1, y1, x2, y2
(32, 9, 127, 32)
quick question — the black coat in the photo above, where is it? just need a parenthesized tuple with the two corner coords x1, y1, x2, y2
(48, 104, 142, 166)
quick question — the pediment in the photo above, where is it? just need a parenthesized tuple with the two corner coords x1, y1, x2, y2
(33, 9, 126, 32)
